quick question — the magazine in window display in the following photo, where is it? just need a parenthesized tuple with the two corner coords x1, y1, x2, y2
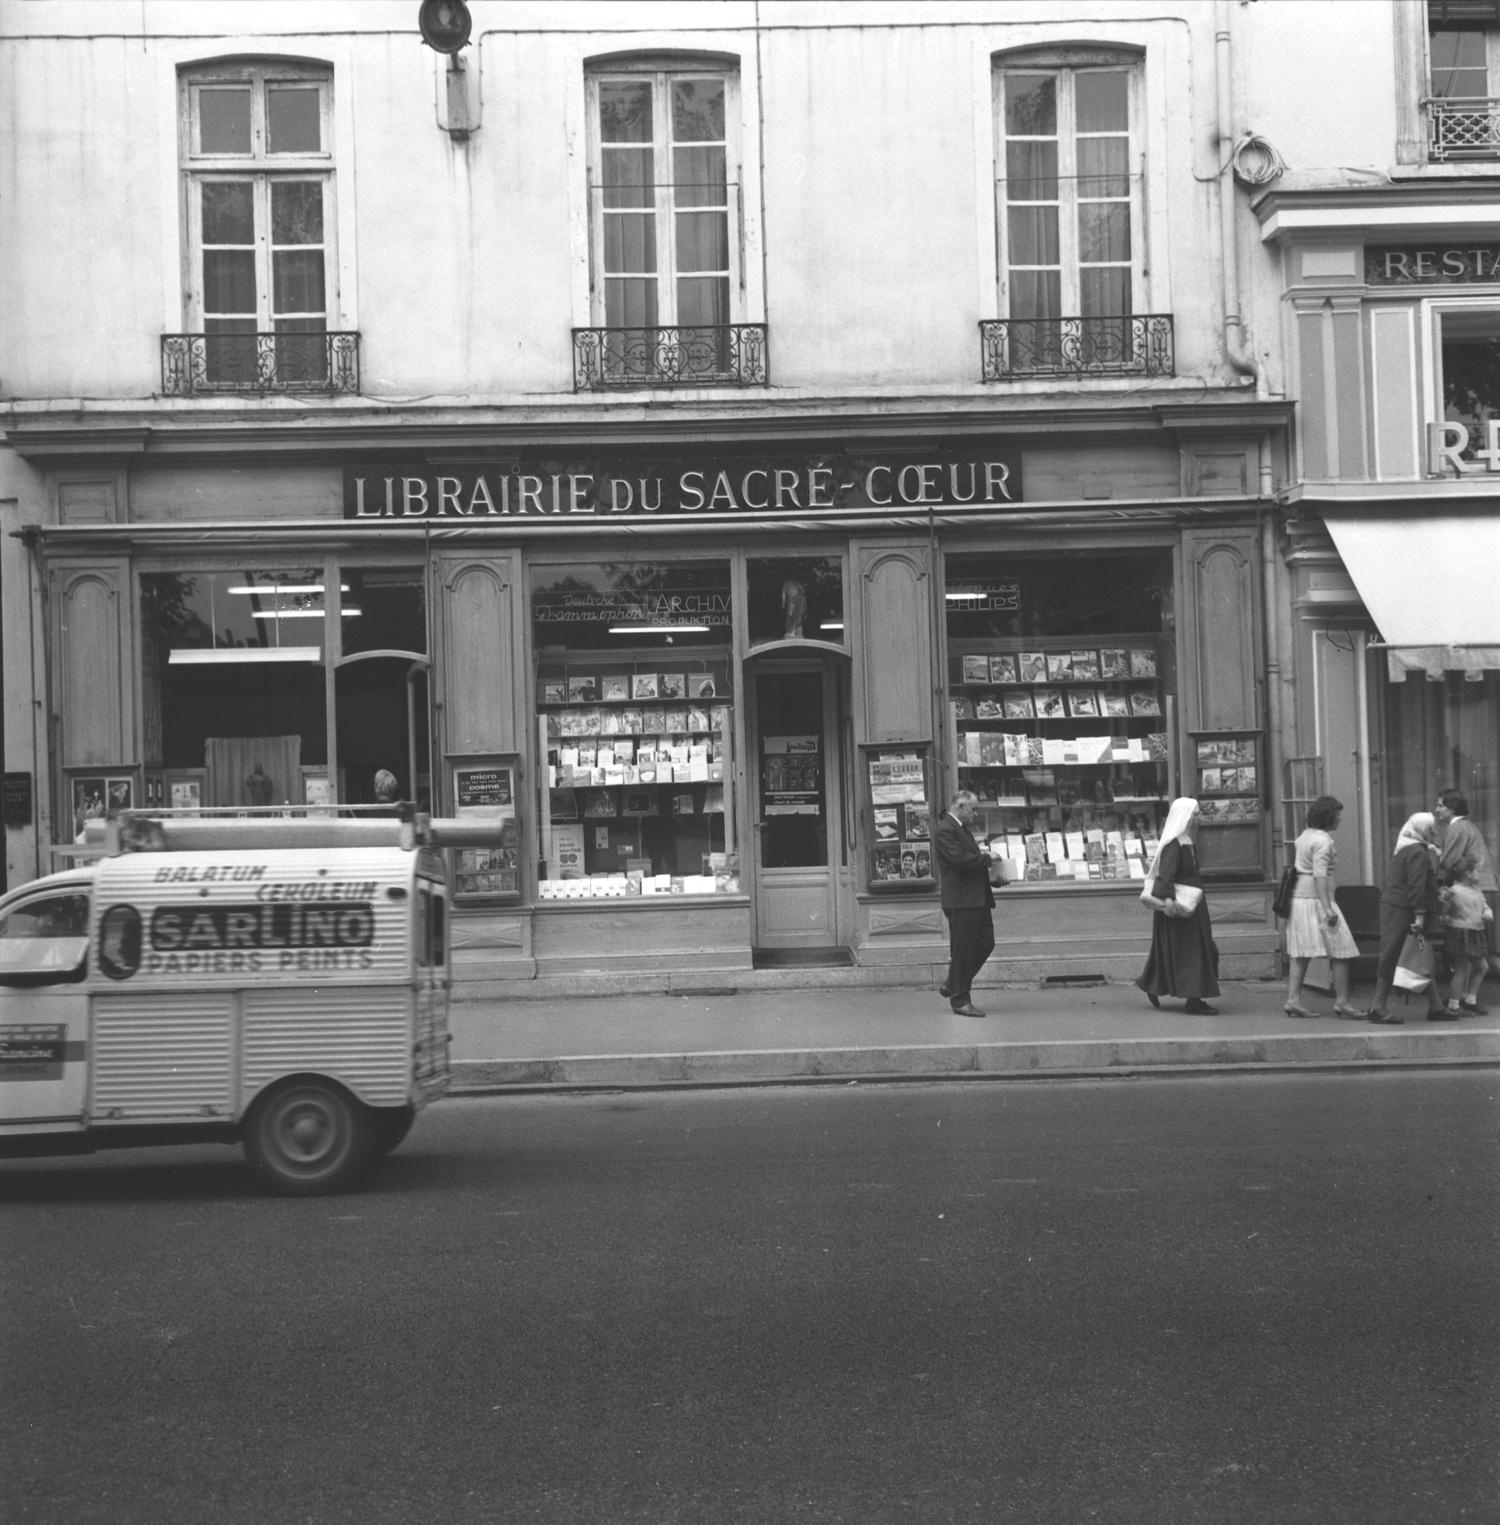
(568, 675, 598, 703)
(913, 844, 931, 878)
(582, 789, 616, 819)
(898, 846, 921, 879)
(557, 707, 579, 736)
(874, 807, 899, 841)
(709, 705, 731, 734)
(1128, 689, 1161, 717)
(952, 695, 976, 721)
(1196, 739, 1220, 764)
(544, 711, 562, 739)
(872, 841, 902, 881)
(659, 672, 687, 699)
(1023, 768, 1057, 805)
(618, 707, 641, 734)
(664, 706, 688, 732)
(1034, 687, 1065, 718)
(1146, 731, 1169, 760)
(1070, 650, 1101, 682)
(1002, 691, 1035, 720)
(552, 823, 586, 880)
(976, 694, 1004, 719)
(543, 680, 566, 705)
(1100, 647, 1129, 680)
(1129, 648, 1158, 679)
(1101, 691, 1131, 717)
(1045, 652, 1073, 683)
(1067, 688, 1101, 718)
(579, 707, 600, 735)
(602, 675, 630, 702)
(1018, 651, 1047, 683)
(690, 673, 716, 699)
(989, 654, 1019, 684)
(962, 654, 989, 683)
(672, 792, 696, 816)
(687, 703, 710, 732)
(905, 800, 931, 839)
(1238, 765, 1257, 791)
(632, 672, 659, 700)
(1200, 766, 1222, 793)
(641, 705, 666, 733)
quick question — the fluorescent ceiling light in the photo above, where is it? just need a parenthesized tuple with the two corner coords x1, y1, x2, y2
(226, 583, 349, 595)
(249, 608, 361, 620)
(945, 591, 985, 601)
(820, 621, 845, 631)
(608, 624, 710, 634)
(169, 647, 323, 665)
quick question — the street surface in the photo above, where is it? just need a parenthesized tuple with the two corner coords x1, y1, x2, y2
(3, 1072, 1498, 1524)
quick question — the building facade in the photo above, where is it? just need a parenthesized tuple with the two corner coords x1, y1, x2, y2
(1, 1, 1295, 991)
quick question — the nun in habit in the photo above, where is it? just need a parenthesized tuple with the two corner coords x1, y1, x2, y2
(1135, 796, 1222, 1015)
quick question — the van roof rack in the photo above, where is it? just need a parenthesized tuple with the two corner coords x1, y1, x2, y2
(86, 808, 509, 855)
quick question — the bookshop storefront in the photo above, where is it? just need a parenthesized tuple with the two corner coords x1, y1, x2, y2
(34, 437, 1280, 985)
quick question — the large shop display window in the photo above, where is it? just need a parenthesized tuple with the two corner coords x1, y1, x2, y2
(945, 551, 1176, 885)
(140, 565, 427, 815)
(532, 560, 738, 898)
(1383, 666, 1499, 861)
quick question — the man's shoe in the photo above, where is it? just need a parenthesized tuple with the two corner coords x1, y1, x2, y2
(1427, 1008, 1459, 1021)
(951, 1002, 987, 1018)
(939, 983, 952, 999)
(1460, 999, 1488, 1016)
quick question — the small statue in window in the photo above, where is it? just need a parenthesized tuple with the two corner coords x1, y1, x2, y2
(244, 763, 274, 808)
(782, 577, 807, 639)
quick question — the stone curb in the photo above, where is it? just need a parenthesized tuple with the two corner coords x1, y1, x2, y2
(449, 1030, 1500, 1092)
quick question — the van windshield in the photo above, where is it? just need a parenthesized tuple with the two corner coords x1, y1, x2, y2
(0, 893, 91, 975)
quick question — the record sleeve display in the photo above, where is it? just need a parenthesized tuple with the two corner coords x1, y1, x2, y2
(536, 656, 738, 899)
(948, 636, 1174, 885)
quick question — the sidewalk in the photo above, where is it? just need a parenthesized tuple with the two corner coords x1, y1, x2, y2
(448, 977, 1500, 1092)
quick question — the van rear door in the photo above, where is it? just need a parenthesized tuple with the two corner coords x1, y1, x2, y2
(413, 876, 450, 1094)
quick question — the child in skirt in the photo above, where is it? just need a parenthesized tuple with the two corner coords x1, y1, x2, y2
(1444, 864, 1496, 1015)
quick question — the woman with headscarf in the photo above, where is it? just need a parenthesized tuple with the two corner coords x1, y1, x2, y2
(1363, 812, 1453, 1025)
(1136, 797, 1221, 1015)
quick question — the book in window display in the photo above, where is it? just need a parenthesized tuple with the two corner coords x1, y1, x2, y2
(1066, 688, 1101, 718)
(1002, 691, 1035, 720)
(1101, 691, 1130, 717)
(962, 654, 989, 683)
(568, 675, 598, 702)
(1034, 687, 1065, 719)
(690, 674, 716, 699)
(1100, 647, 1129, 680)
(632, 672, 659, 700)
(1070, 650, 1101, 682)
(976, 694, 1004, 719)
(1128, 689, 1161, 717)
(602, 675, 630, 702)
(543, 680, 566, 705)
(1019, 651, 1047, 683)
(1129, 648, 1157, 679)
(989, 654, 1019, 684)
(1045, 652, 1073, 683)
(659, 672, 686, 699)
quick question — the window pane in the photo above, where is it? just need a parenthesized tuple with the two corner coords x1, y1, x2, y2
(672, 78, 725, 142)
(271, 181, 324, 245)
(600, 80, 653, 142)
(747, 557, 844, 646)
(204, 250, 257, 314)
(1077, 136, 1129, 197)
(605, 279, 659, 328)
(1005, 140, 1058, 201)
(673, 145, 726, 207)
(0, 894, 89, 974)
(1079, 201, 1130, 263)
(676, 275, 729, 327)
(1442, 313, 1500, 446)
(1430, 29, 1489, 96)
(342, 567, 427, 657)
(1080, 265, 1131, 318)
(604, 213, 657, 275)
(273, 319, 329, 383)
(675, 210, 728, 273)
(267, 86, 321, 152)
(1009, 269, 1060, 320)
(202, 181, 254, 244)
(199, 87, 251, 153)
(1007, 205, 1059, 266)
(1005, 74, 1056, 136)
(602, 146, 653, 209)
(1075, 70, 1129, 132)
(273, 249, 326, 315)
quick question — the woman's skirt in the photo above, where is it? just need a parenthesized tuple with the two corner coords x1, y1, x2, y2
(1285, 896, 1360, 960)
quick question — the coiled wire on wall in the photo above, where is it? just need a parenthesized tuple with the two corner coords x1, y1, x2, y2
(1230, 132, 1286, 188)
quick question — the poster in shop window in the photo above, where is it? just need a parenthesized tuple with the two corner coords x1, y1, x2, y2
(450, 755, 521, 899)
(761, 735, 821, 815)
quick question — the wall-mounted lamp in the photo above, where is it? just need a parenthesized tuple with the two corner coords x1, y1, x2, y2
(419, 0, 479, 141)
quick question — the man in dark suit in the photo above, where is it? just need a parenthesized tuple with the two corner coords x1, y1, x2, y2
(934, 789, 1000, 1017)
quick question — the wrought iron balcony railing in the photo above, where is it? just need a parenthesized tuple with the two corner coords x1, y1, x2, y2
(573, 324, 768, 391)
(161, 331, 361, 396)
(979, 314, 1175, 381)
(1425, 97, 1500, 160)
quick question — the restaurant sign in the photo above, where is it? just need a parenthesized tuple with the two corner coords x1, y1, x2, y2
(343, 448, 1022, 522)
(1366, 246, 1500, 285)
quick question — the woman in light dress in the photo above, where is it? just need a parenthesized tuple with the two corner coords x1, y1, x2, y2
(1284, 795, 1363, 1018)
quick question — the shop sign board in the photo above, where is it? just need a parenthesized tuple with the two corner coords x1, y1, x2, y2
(1366, 245, 1500, 284)
(2, 772, 32, 828)
(343, 449, 1022, 522)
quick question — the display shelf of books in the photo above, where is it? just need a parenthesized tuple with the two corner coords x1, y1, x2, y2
(861, 741, 935, 892)
(948, 639, 1173, 885)
(535, 656, 739, 899)
(1190, 729, 1266, 881)
(450, 754, 522, 901)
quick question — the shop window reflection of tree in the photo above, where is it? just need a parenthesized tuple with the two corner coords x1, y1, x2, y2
(141, 573, 202, 767)
(1444, 337, 1500, 443)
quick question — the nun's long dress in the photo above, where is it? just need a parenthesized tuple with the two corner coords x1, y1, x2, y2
(1135, 838, 1220, 1000)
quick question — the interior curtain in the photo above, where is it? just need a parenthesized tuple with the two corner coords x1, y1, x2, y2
(205, 735, 302, 809)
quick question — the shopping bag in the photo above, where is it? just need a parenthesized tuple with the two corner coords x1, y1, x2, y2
(1392, 930, 1433, 992)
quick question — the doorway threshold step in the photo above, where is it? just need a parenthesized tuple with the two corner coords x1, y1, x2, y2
(752, 946, 855, 969)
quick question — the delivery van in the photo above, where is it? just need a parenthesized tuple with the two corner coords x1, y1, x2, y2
(0, 812, 497, 1194)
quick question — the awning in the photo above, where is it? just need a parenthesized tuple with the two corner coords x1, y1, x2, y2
(1322, 512, 1500, 679)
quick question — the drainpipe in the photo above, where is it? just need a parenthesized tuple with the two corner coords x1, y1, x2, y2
(1216, 0, 1268, 399)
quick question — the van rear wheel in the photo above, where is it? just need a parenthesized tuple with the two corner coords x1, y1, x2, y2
(243, 1081, 375, 1195)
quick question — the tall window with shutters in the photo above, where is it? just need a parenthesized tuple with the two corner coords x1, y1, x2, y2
(581, 62, 758, 386)
(991, 50, 1154, 378)
(1427, 1, 1500, 159)
(177, 61, 344, 391)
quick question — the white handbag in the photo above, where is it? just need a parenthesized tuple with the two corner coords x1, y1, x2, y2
(1140, 881, 1203, 914)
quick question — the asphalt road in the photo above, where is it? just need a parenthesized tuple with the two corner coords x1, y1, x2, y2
(3, 1072, 1499, 1525)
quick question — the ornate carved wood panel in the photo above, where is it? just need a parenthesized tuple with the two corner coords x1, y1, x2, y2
(434, 553, 519, 757)
(50, 557, 133, 767)
(853, 540, 934, 742)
